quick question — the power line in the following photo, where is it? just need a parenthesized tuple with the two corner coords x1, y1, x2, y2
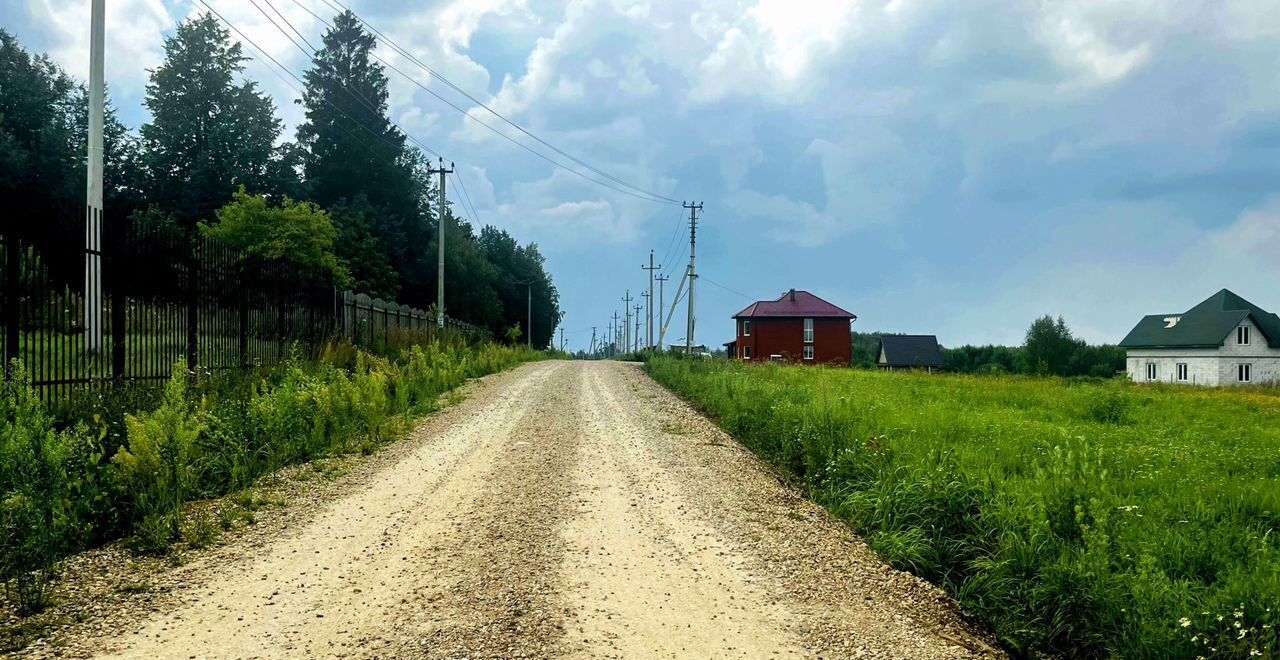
(656, 205, 686, 271)
(293, 0, 679, 206)
(453, 168, 483, 225)
(319, 0, 681, 206)
(258, 0, 316, 54)
(700, 274, 757, 302)
(196, 0, 410, 170)
(250, 0, 442, 163)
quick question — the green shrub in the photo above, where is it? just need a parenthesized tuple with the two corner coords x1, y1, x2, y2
(1, 341, 541, 616)
(0, 363, 76, 614)
(112, 365, 208, 552)
(1086, 389, 1133, 425)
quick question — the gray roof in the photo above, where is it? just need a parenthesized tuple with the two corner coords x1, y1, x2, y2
(878, 335, 943, 367)
(1119, 289, 1280, 349)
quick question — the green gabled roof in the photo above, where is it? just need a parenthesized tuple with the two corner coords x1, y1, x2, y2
(1119, 289, 1280, 349)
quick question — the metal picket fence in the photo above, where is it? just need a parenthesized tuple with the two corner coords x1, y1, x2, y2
(1, 213, 489, 401)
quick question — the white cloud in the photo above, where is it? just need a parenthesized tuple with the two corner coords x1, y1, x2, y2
(28, 0, 172, 100)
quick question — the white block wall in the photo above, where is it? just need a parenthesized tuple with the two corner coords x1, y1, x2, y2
(1126, 319, 1280, 386)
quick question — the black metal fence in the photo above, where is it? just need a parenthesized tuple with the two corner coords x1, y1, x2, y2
(1, 213, 488, 401)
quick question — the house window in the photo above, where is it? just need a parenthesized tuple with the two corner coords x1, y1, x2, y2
(1238, 325, 1250, 345)
(803, 345, 814, 360)
(1145, 363, 1157, 381)
(743, 345, 751, 360)
(803, 318, 814, 343)
(742, 319, 751, 336)
(1176, 363, 1188, 382)
(1239, 363, 1251, 383)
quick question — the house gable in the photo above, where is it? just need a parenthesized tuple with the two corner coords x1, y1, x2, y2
(1119, 289, 1280, 350)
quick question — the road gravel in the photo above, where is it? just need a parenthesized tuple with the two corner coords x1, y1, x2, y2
(85, 360, 998, 659)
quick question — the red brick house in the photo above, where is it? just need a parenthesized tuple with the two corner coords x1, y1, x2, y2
(725, 290, 856, 365)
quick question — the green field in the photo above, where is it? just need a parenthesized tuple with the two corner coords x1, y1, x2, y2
(646, 357, 1280, 658)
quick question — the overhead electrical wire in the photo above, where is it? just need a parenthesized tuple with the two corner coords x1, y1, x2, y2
(317, 0, 681, 206)
(700, 274, 757, 302)
(196, 0, 418, 170)
(250, 0, 443, 164)
(292, 0, 679, 206)
(655, 206, 686, 272)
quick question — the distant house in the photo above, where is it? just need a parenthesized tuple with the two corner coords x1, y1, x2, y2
(877, 335, 944, 372)
(728, 289, 856, 365)
(1118, 289, 1280, 386)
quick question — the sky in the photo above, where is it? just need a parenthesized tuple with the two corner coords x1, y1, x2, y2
(6, 0, 1280, 352)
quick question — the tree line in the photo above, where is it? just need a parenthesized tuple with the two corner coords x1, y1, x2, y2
(0, 11, 559, 347)
(852, 315, 1126, 377)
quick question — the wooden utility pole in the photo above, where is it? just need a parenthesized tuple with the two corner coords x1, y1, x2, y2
(683, 201, 702, 355)
(641, 250, 660, 350)
(429, 158, 455, 328)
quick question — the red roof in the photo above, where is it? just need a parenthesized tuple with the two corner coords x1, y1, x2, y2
(732, 290, 856, 319)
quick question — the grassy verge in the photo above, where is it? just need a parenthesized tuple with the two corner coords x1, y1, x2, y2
(0, 338, 543, 616)
(646, 356, 1279, 658)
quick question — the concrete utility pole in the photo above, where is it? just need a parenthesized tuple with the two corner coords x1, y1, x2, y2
(429, 158, 455, 328)
(640, 291, 650, 349)
(611, 311, 620, 356)
(621, 291, 632, 355)
(84, 0, 105, 352)
(683, 201, 703, 355)
(655, 274, 669, 352)
(559, 327, 564, 353)
(641, 250, 660, 351)
(589, 327, 596, 355)
(633, 305, 642, 353)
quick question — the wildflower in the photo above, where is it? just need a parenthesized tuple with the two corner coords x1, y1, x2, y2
(1180, 617, 1192, 628)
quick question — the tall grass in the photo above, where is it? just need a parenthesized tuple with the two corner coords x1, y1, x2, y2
(0, 339, 543, 612)
(647, 357, 1280, 658)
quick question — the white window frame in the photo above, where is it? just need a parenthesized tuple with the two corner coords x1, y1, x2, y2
(743, 345, 751, 360)
(1239, 363, 1251, 383)
(1145, 363, 1157, 381)
(1238, 325, 1250, 345)
(803, 318, 814, 343)
(803, 345, 814, 360)
(742, 319, 751, 336)
(1176, 363, 1188, 382)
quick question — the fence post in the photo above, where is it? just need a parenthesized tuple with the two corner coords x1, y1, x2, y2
(186, 240, 199, 374)
(109, 233, 125, 380)
(239, 260, 249, 368)
(4, 235, 17, 367)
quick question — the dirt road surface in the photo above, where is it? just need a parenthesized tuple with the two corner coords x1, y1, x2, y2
(88, 361, 997, 659)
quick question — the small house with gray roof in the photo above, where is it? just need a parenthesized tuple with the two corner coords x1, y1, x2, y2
(1118, 289, 1280, 386)
(877, 335, 944, 373)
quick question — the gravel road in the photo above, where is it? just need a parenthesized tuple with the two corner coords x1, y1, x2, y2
(90, 360, 998, 659)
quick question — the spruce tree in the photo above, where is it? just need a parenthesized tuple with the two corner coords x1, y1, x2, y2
(141, 14, 282, 227)
(297, 10, 422, 297)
